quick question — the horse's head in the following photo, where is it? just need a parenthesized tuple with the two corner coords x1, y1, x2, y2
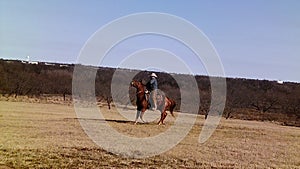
(130, 80, 142, 88)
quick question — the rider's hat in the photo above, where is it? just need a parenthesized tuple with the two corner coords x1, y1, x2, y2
(150, 73, 158, 78)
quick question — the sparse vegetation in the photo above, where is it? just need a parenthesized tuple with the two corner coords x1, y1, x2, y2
(0, 101, 299, 168)
(0, 59, 299, 126)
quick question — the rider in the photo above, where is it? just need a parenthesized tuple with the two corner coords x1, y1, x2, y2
(148, 73, 158, 110)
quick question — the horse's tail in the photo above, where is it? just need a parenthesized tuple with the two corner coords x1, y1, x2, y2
(169, 98, 176, 117)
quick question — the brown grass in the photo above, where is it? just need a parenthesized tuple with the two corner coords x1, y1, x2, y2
(0, 101, 299, 168)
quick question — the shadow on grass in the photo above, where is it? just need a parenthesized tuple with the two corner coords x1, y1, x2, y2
(64, 118, 156, 125)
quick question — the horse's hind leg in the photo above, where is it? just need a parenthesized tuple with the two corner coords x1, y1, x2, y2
(161, 111, 168, 124)
(167, 99, 176, 117)
(170, 102, 176, 117)
(158, 112, 163, 125)
(158, 117, 162, 125)
(158, 111, 167, 125)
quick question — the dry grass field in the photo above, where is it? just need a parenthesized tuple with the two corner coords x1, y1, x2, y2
(0, 101, 299, 168)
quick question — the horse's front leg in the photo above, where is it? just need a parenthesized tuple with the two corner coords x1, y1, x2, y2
(140, 110, 146, 123)
(135, 110, 141, 124)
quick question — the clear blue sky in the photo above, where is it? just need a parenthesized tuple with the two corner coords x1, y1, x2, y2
(1, 0, 300, 82)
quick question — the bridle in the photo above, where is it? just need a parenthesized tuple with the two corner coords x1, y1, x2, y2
(136, 90, 144, 95)
(131, 81, 145, 95)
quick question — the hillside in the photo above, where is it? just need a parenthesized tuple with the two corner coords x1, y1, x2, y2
(0, 59, 299, 126)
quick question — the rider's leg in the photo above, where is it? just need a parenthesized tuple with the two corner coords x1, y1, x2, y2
(151, 90, 157, 110)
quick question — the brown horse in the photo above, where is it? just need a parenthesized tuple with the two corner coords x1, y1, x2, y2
(130, 80, 176, 125)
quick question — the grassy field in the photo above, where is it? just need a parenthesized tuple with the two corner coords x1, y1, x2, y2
(0, 101, 299, 168)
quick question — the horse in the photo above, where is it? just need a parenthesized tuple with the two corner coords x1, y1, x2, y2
(130, 80, 176, 125)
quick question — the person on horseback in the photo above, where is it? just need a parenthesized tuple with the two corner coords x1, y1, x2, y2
(148, 73, 158, 110)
